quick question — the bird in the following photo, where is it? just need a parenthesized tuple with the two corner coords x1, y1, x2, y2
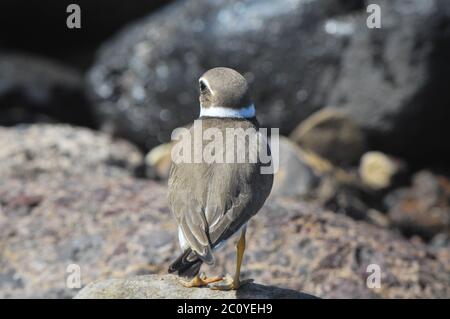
(167, 67, 274, 290)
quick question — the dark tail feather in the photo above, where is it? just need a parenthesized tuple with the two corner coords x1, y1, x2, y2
(168, 248, 202, 277)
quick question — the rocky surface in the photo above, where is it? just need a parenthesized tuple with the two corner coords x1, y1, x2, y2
(0, 53, 95, 127)
(75, 274, 316, 299)
(0, 124, 142, 178)
(0, 168, 448, 298)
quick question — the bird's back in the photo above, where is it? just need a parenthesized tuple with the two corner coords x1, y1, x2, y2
(168, 117, 273, 258)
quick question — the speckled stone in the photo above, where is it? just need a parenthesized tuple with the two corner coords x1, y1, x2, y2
(0, 124, 142, 178)
(74, 274, 317, 299)
(0, 174, 448, 298)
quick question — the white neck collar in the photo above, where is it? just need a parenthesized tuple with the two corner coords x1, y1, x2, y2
(199, 104, 255, 119)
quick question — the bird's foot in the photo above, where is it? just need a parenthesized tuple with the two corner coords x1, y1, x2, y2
(181, 272, 222, 288)
(208, 273, 253, 291)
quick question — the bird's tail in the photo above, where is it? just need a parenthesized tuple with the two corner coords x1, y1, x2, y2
(168, 248, 203, 277)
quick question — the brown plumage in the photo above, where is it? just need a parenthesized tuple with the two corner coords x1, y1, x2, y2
(167, 68, 273, 288)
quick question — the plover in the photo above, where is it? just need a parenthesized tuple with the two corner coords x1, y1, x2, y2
(168, 67, 273, 290)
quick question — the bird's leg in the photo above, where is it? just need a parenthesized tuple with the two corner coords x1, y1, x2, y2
(209, 227, 252, 290)
(181, 272, 222, 288)
(233, 227, 246, 286)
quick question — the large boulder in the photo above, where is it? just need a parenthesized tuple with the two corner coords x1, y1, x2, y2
(88, 0, 450, 166)
(0, 124, 142, 178)
(74, 274, 316, 299)
(0, 53, 95, 127)
(87, 0, 362, 149)
(328, 0, 450, 163)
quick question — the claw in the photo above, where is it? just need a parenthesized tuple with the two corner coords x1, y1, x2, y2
(181, 272, 222, 288)
(208, 274, 253, 291)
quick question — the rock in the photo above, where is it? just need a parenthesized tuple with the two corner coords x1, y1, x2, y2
(292, 149, 376, 221)
(270, 136, 319, 198)
(0, 174, 169, 298)
(290, 109, 367, 166)
(430, 233, 450, 249)
(74, 274, 316, 299)
(1, 173, 449, 298)
(87, 0, 361, 149)
(0, 1, 172, 69)
(145, 143, 174, 180)
(384, 170, 450, 239)
(0, 53, 95, 127)
(359, 151, 405, 190)
(0, 124, 142, 178)
(328, 0, 450, 164)
(315, 174, 372, 221)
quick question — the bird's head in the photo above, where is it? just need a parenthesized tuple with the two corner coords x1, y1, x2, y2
(198, 67, 255, 119)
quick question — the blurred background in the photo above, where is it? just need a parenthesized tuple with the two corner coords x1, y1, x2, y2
(0, 0, 449, 298)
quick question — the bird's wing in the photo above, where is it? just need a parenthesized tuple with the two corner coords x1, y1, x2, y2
(168, 162, 214, 264)
(203, 164, 259, 247)
(168, 162, 260, 263)
(202, 127, 273, 247)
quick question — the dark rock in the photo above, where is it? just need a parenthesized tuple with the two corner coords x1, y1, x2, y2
(328, 0, 450, 164)
(290, 108, 367, 166)
(87, 0, 361, 149)
(316, 173, 372, 221)
(384, 170, 450, 239)
(0, 53, 95, 127)
(431, 233, 450, 249)
(270, 136, 319, 198)
(75, 274, 317, 299)
(0, 174, 448, 298)
(0, 124, 143, 178)
(0, 1, 172, 69)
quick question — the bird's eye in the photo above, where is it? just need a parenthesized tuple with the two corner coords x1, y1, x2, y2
(199, 80, 208, 93)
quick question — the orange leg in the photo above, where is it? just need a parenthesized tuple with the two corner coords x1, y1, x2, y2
(210, 227, 252, 290)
